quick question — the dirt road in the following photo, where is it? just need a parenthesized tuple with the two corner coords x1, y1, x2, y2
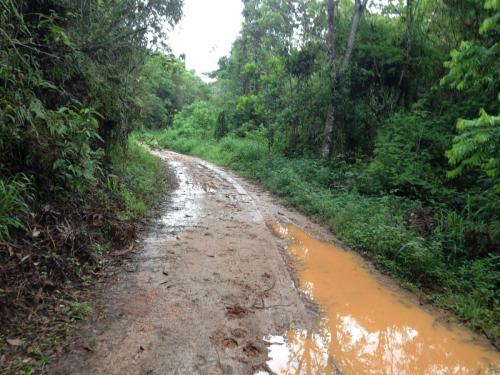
(54, 150, 328, 374)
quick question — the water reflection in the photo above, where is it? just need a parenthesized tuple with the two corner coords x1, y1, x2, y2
(264, 222, 499, 375)
(143, 154, 204, 247)
(263, 328, 333, 375)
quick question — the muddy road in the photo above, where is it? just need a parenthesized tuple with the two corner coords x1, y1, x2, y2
(55, 150, 319, 374)
(55, 150, 499, 375)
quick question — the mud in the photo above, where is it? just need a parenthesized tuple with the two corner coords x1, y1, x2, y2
(53, 150, 317, 375)
(261, 222, 500, 374)
(54, 150, 500, 375)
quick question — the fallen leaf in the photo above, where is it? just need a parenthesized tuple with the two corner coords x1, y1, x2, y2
(7, 338, 24, 346)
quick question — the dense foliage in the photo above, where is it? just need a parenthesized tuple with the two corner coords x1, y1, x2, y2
(0, 0, 211, 371)
(139, 0, 499, 341)
(0, 0, 191, 234)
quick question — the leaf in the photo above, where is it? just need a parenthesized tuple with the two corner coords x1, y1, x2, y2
(7, 338, 24, 346)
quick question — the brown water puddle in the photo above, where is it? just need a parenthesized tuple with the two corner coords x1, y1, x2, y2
(263, 222, 500, 375)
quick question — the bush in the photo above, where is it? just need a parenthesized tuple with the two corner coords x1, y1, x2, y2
(136, 110, 499, 339)
(362, 110, 452, 200)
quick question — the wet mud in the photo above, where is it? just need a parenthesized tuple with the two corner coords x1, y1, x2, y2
(54, 150, 499, 375)
(260, 222, 500, 375)
(53, 150, 315, 374)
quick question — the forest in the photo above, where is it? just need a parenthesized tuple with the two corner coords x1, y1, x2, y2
(0, 0, 207, 372)
(138, 0, 500, 343)
(0, 0, 499, 372)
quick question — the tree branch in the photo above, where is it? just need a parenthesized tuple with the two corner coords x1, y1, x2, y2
(327, 0, 338, 82)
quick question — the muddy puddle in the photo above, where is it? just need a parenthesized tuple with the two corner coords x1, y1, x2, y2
(144, 155, 204, 246)
(261, 222, 500, 374)
(158, 160, 203, 228)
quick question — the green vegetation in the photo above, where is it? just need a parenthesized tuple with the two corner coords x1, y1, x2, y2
(0, 0, 208, 372)
(65, 301, 94, 321)
(110, 138, 169, 220)
(0, 176, 31, 241)
(1, 0, 498, 368)
(138, 0, 499, 341)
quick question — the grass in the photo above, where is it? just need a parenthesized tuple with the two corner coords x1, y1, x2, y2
(0, 137, 170, 374)
(65, 301, 94, 320)
(110, 137, 169, 220)
(137, 128, 499, 342)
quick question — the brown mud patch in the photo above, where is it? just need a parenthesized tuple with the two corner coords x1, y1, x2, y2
(53, 150, 314, 374)
(260, 221, 500, 374)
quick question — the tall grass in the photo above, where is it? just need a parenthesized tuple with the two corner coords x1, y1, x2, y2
(110, 137, 168, 219)
(137, 128, 499, 341)
(0, 175, 31, 241)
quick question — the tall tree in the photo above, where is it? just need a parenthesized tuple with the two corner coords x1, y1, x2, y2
(321, 0, 369, 157)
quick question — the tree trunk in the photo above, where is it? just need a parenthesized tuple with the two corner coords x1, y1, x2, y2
(321, 0, 368, 158)
(241, 35, 249, 95)
(321, 0, 338, 158)
(339, 0, 369, 77)
(397, 0, 414, 107)
(321, 103, 335, 157)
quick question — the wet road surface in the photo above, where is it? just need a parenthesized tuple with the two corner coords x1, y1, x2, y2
(54, 150, 499, 374)
(262, 223, 500, 374)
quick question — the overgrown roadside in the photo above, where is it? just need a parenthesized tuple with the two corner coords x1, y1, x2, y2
(0, 140, 170, 374)
(137, 129, 500, 345)
(0, 1, 201, 373)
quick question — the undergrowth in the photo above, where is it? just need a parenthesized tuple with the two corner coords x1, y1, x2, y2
(110, 138, 168, 220)
(0, 140, 169, 374)
(138, 129, 499, 343)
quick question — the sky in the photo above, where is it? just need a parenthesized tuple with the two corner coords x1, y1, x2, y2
(167, 0, 387, 81)
(168, 0, 244, 81)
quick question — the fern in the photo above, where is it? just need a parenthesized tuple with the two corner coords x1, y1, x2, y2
(0, 176, 31, 241)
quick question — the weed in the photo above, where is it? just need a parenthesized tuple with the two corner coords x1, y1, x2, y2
(65, 301, 94, 320)
(136, 127, 500, 340)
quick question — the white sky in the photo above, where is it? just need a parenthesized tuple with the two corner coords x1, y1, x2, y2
(167, 0, 388, 81)
(168, 0, 244, 81)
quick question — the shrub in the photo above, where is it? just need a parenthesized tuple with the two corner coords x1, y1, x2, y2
(0, 176, 31, 241)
